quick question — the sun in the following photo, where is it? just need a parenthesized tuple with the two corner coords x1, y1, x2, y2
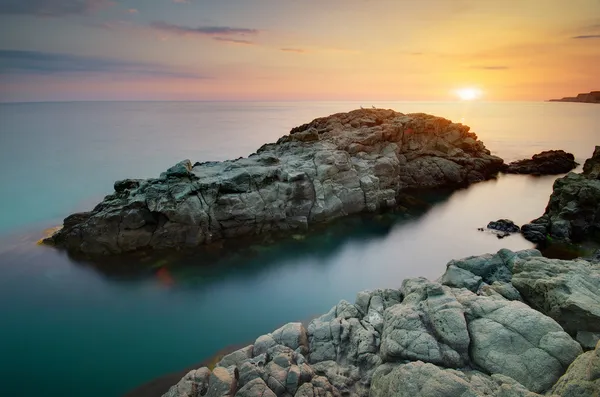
(456, 88, 482, 101)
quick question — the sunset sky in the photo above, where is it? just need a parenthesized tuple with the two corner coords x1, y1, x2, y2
(0, 0, 599, 102)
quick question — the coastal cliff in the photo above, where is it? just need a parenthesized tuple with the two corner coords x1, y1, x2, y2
(549, 91, 600, 104)
(161, 249, 600, 397)
(44, 109, 504, 255)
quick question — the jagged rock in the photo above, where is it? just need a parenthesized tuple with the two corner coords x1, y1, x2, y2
(440, 249, 600, 338)
(487, 219, 521, 233)
(218, 346, 254, 368)
(380, 278, 470, 368)
(504, 150, 578, 175)
(206, 366, 239, 397)
(550, 340, 600, 397)
(522, 146, 600, 244)
(271, 323, 309, 355)
(163, 249, 596, 397)
(379, 276, 580, 393)
(163, 368, 211, 397)
(511, 256, 600, 336)
(370, 361, 549, 397)
(44, 109, 504, 255)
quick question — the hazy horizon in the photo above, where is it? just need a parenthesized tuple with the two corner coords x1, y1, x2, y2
(1, 0, 599, 103)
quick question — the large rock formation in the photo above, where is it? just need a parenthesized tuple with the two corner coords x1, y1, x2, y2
(522, 146, 600, 244)
(160, 249, 599, 397)
(504, 150, 578, 175)
(44, 109, 504, 255)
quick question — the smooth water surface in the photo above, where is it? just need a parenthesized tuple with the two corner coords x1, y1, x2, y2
(0, 101, 598, 397)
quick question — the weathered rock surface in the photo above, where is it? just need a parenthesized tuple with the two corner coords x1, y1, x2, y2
(511, 256, 600, 336)
(504, 150, 578, 175)
(440, 248, 600, 341)
(161, 249, 599, 397)
(44, 109, 504, 255)
(370, 361, 549, 397)
(522, 146, 600, 244)
(550, 340, 600, 397)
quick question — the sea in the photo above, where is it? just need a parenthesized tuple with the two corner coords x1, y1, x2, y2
(0, 101, 598, 397)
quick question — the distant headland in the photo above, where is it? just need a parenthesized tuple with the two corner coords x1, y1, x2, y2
(549, 91, 600, 103)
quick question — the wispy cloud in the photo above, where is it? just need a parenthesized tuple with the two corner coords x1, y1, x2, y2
(0, 0, 113, 17)
(213, 37, 254, 45)
(280, 48, 306, 53)
(0, 50, 206, 79)
(150, 21, 259, 36)
(572, 34, 600, 39)
(471, 65, 509, 70)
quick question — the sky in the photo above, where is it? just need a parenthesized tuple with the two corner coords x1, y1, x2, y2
(0, 0, 599, 102)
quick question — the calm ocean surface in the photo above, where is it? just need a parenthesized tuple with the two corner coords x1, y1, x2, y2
(0, 101, 598, 397)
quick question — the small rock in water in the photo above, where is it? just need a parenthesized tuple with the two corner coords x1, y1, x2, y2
(478, 219, 520, 238)
(487, 219, 521, 233)
(504, 150, 578, 175)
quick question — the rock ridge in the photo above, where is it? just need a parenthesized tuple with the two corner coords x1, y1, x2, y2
(44, 109, 504, 255)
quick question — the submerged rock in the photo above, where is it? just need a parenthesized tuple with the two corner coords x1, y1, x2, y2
(504, 150, 578, 175)
(160, 249, 599, 397)
(43, 109, 504, 255)
(521, 146, 600, 244)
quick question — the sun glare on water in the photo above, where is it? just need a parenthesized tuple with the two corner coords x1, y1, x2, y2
(456, 88, 482, 101)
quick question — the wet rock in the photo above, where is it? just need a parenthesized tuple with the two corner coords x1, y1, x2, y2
(487, 219, 521, 233)
(504, 150, 578, 175)
(44, 109, 504, 255)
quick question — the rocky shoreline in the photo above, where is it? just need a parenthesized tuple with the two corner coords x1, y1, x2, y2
(43, 109, 504, 255)
(522, 146, 600, 245)
(38, 109, 599, 396)
(158, 248, 599, 397)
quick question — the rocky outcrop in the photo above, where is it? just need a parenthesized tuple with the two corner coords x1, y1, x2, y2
(440, 248, 600, 345)
(549, 91, 600, 104)
(504, 150, 578, 175)
(550, 340, 600, 397)
(43, 109, 504, 255)
(511, 256, 600, 338)
(522, 146, 600, 244)
(160, 249, 599, 397)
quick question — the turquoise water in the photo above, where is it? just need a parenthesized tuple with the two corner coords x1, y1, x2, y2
(0, 102, 598, 397)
